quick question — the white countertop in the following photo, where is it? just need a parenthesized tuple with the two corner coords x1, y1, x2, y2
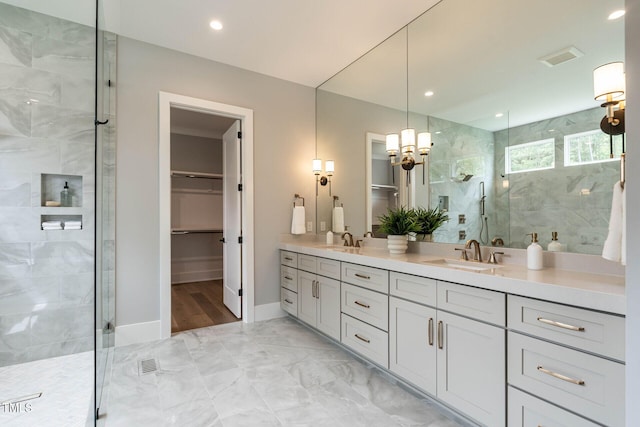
(280, 241, 626, 315)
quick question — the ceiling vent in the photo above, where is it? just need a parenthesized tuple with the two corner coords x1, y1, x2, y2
(538, 46, 584, 67)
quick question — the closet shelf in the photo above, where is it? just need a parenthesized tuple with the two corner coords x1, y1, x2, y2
(172, 228, 223, 235)
(171, 170, 223, 180)
(371, 184, 398, 191)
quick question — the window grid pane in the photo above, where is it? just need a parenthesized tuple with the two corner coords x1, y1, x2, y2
(505, 138, 555, 174)
(564, 129, 622, 166)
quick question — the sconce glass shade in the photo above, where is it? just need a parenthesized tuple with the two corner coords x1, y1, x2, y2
(594, 62, 625, 101)
(386, 133, 400, 155)
(325, 160, 334, 176)
(401, 128, 416, 153)
(417, 132, 432, 154)
(312, 158, 322, 175)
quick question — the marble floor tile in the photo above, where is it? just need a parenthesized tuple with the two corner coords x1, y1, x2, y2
(102, 317, 473, 427)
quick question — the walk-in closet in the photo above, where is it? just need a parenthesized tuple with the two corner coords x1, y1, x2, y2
(170, 108, 240, 332)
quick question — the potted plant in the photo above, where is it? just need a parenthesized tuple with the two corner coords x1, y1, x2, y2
(412, 206, 449, 242)
(377, 206, 420, 254)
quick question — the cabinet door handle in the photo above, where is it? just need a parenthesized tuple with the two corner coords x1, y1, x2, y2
(536, 365, 585, 386)
(437, 321, 443, 349)
(316, 281, 320, 299)
(284, 298, 293, 304)
(284, 276, 293, 280)
(428, 318, 434, 346)
(536, 317, 585, 332)
(354, 333, 370, 343)
(355, 273, 371, 280)
(311, 280, 316, 298)
(354, 300, 370, 309)
(284, 256, 293, 261)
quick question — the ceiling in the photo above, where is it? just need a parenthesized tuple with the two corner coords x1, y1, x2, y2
(6, 0, 441, 88)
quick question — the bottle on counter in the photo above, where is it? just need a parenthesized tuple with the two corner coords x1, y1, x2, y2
(547, 231, 564, 252)
(526, 232, 543, 270)
(60, 181, 71, 207)
(326, 230, 334, 245)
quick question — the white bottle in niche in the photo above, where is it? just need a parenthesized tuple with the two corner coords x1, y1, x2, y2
(526, 232, 543, 270)
(547, 231, 563, 252)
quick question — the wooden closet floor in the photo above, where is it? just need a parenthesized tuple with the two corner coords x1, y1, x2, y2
(171, 280, 240, 333)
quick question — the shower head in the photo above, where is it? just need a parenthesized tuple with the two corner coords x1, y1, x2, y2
(462, 174, 473, 182)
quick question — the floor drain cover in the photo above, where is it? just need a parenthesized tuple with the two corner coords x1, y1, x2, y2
(138, 358, 159, 375)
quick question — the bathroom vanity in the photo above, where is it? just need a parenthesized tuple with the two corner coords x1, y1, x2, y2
(279, 242, 625, 427)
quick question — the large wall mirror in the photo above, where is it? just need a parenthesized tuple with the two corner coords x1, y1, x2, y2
(316, 0, 625, 254)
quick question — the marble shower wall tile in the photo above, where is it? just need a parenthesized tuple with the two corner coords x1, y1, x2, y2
(0, 3, 99, 366)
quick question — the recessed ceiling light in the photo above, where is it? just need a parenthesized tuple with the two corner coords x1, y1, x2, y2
(424, 90, 434, 97)
(608, 10, 625, 20)
(209, 20, 223, 31)
(495, 113, 504, 118)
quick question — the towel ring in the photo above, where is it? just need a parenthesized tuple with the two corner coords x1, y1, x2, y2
(294, 194, 305, 207)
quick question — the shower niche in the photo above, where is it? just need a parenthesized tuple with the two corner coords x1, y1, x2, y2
(39, 173, 84, 230)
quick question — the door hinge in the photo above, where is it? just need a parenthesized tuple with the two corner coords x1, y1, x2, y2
(238, 289, 243, 296)
(238, 236, 243, 244)
(238, 184, 243, 191)
(107, 79, 112, 87)
(237, 131, 242, 139)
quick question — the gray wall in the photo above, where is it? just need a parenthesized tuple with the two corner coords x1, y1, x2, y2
(116, 37, 316, 327)
(0, 3, 95, 365)
(626, 0, 639, 424)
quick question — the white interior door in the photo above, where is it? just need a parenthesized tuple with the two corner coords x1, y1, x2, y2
(223, 120, 242, 317)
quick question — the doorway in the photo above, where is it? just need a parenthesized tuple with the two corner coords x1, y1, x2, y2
(159, 92, 255, 339)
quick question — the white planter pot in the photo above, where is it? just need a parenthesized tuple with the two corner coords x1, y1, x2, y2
(387, 234, 408, 254)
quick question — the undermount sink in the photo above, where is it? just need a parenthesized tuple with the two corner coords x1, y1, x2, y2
(423, 258, 502, 271)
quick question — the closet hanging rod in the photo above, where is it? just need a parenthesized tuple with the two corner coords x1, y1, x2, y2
(171, 229, 223, 235)
(294, 194, 305, 207)
(171, 170, 223, 180)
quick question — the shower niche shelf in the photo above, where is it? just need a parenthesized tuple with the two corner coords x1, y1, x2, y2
(40, 173, 83, 207)
(40, 214, 83, 231)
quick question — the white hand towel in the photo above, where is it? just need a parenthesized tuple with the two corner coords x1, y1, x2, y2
(42, 221, 62, 227)
(332, 206, 345, 233)
(291, 206, 306, 235)
(602, 181, 626, 264)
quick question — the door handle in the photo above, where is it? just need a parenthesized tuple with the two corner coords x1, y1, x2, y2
(219, 238, 225, 243)
(428, 318, 434, 346)
(311, 280, 316, 298)
(437, 321, 443, 349)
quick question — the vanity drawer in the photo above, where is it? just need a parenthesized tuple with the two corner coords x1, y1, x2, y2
(437, 282, 505, 326)
(298, 254, 317, 273)
(507, 295, 625, 361)
(280, 266, 297, 292)
(317, 257, 341, 280)
(389, 271, 436, 306)
(341, 314, 389, 368)
(508, 332, 625, 427)
(341, 262, 388, 293)
(280, 251, 298, 268)
(508, 386, 600, 427)
(341, 283, 389, 331)
(281, 287, 298, 317)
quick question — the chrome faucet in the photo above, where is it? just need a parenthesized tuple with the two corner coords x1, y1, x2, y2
(342, 232, 354, 247)
(465, 239, 482, 262)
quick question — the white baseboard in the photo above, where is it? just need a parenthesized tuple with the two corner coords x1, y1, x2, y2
(254, 302, 287, 322)
(171, 271, 223, 284)
(115, 320, 162, 347)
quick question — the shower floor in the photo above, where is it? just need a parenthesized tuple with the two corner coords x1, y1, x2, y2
(0, 351, 93, 427)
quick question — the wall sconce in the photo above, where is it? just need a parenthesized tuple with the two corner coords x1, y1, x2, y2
(594, 61, 626, 154)
(386, 130, 432, 183)
(313, 158, 334, 195)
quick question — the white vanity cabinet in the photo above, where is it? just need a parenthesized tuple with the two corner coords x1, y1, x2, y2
(507, 295, 626, 427)
(296, 254, 341, 341)
(389, 272, 506, 427)
(280, 251, 298, 316)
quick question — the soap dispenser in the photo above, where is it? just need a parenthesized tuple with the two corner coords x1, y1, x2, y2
(547, 231, 563, 252)
(60, 181, 71, 207)
(526, 232, 543, 270)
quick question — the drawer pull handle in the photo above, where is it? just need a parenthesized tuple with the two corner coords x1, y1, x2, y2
(312, 280, 317, 298)
(354, 300, 370, 309)
(355, 273, 371, 280)
(284, 256, 293, 261)
(437, 321, 443, 349)
(537, 317, 585, 332)
(428, 318, 434, 346)
(536, 366, 585, 386)
(284, 276, 293, 280)
(354, 333, 370, 343)
(284, 299, 293, 304)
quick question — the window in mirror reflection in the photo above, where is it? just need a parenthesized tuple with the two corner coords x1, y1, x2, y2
(505, 139, 555, 174)
(564, 130, 623, 166)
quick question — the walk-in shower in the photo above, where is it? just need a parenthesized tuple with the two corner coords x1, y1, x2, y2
(0, 1, 115, 425)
